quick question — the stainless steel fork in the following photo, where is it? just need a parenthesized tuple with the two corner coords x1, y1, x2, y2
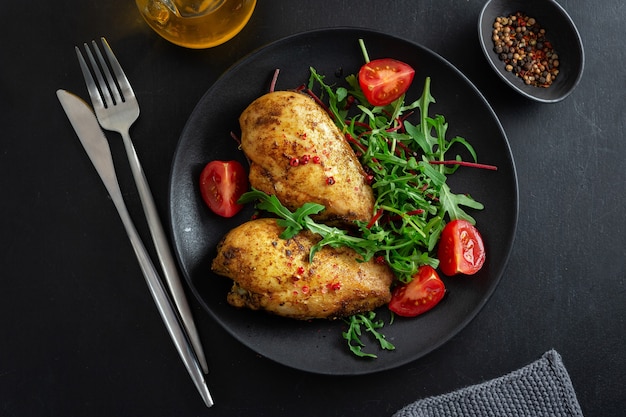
(75, 38, 209, 373)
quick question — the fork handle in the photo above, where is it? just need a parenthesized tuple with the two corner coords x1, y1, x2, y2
(107, 182, 214, 408)
(119, 130, 209, 374)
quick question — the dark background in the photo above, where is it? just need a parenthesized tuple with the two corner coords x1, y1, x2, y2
(1, 0, 624, 416)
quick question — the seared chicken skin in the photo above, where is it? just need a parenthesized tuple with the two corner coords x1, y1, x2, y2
(239, 91, 375, 225)
(211, 218, 394, 320)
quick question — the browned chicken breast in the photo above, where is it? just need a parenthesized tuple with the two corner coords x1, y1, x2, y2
(239, 90, 375, 226)
(211, 218, 394, 320)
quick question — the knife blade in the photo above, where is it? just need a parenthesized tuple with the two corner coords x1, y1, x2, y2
(56, 89, 213, 407)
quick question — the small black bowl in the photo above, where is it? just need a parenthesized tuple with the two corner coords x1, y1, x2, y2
(478, 0, 584, 103)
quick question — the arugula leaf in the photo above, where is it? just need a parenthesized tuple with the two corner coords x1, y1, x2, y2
(439, 184, 484, 224)
(343, 312, 395, 358)
(238, 189, 379, 262)
(238, 190, 322, 238)
(308, 67, 348, 128)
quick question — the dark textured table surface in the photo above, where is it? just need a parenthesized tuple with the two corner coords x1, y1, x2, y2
(1, 1, 624, 416)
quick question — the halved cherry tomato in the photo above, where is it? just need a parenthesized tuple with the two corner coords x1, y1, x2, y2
(358, 58, 415, 106)
(438, 219, 486, 276)
(388, 265, 445, 317)
(199, 160, 248, 218)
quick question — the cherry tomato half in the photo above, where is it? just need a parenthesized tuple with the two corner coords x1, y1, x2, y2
(438, 219, 486, 276)
(358, 58, 415, 106)
(388, 265, 446, 317)
(199, 160, 248, 218)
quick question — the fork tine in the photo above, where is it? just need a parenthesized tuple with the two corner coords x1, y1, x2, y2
(75, 46, 107, 111)
(100, 37, 136, 103)
(82, 42, 117, 109)
(91, 40, 124, 106)
(79, 43, 114, 109)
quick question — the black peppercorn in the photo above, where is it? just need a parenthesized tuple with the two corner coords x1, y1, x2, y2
(492, 11, 560, 88)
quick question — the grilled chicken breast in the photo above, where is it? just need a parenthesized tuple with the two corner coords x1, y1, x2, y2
(211, 218, 393, 320)
(239, 91, 375, 226)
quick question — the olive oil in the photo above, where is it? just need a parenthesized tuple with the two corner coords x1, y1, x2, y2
(136, 0, 256, 49)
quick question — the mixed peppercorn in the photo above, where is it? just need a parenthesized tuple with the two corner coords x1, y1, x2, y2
(492, 12, 559, 88)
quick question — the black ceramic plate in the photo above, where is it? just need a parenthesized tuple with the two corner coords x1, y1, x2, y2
(169, 28, 518, 375)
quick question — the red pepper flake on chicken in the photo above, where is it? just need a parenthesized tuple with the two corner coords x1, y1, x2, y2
(211, 218, 393, 320)
(238, 90, 375, 226)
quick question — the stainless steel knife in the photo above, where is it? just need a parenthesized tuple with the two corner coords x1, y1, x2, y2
(56, 89, 213, 407)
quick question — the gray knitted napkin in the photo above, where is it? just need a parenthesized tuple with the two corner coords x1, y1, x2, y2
(393, 350, 583, 417)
